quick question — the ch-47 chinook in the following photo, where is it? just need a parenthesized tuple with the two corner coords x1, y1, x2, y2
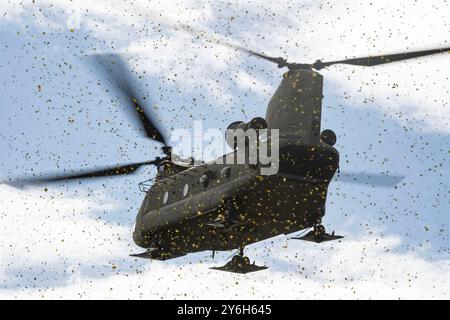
(6, 31, 449, 273)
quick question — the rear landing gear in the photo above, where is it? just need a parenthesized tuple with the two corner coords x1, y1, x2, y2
(313, 224, 326, 239)
(210, 247, 268, 274)
(292, 224, 343, 243)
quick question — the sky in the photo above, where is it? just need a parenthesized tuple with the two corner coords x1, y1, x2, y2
(0, 0, 449, 299)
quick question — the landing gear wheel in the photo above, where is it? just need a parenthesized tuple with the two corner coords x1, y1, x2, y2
(210, 247, 268, 274)
(231, 255, 242, 266)
(229, 255, 251, 267)
(314, 225, 326, 237)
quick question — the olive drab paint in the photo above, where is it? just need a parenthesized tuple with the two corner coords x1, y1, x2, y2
(131, 69, 340, 270)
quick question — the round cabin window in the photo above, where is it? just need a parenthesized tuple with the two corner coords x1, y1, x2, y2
(221, 167, 231, 178)
(163, 191, 169, 204)
(183, 184, 189, 197)
(200, 175, 209, 188)
(320, 129, 337, 146)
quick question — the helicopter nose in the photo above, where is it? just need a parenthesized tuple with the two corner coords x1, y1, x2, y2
(132, 226, 148, 248)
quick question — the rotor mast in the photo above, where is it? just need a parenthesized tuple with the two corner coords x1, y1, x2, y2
(266, 69, 323, 144)
(172, 24, 449, 146)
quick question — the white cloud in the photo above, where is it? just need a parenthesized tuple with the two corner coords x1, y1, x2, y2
(0, 185, 130, 290)
(3, 0, 448, 130)
(0, 0, 449, 299)
(0, 186, 448, 300)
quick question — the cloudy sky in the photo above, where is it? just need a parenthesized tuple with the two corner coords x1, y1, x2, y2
(0, 0, 449, 299)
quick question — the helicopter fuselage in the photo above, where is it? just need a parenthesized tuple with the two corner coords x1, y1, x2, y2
(132, 70, 340, 257)
(133, 139, 339, 255)
(8, 42, 447, 270)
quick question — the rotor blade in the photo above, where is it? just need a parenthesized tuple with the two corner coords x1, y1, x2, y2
(334, 171, 404, 187)
(90, 54, 167, 145)
(314, 47, 450, 69)
(4, 160, 160, 186)
(175, 23, 290, 68)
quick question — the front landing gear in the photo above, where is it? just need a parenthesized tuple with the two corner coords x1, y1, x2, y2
(206, 198, 239, 229)
(292, 224, 343, 243)
(210, 247, 268, 274)
(130, 248, 186, 260)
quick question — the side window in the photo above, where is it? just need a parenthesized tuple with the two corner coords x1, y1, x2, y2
(183, 184, 189, 197)
(221, 167, 231, 178)
(200, 175, 209, 188)
(163, 191, 169, 204)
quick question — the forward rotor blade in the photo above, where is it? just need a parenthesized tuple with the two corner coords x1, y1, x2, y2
(175, 23, 289, 68)
(90, 54, 167, 145)
(314, 47, 450, 69)
(334, 171, 404, 188)
(4, 160, 159, 186)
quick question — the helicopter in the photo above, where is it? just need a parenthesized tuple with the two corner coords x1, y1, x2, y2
(5, 26, 449, 273)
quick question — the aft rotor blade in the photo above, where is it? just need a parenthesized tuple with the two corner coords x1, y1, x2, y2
(4, 160, 159, 186)
(314, 47, 450, 69)
(90, 54, 167, 145)
(175, 23, 290, 68)
(334, 171, 404, 187)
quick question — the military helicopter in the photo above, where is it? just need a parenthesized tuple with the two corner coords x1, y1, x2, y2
(6, 27, 449, 273)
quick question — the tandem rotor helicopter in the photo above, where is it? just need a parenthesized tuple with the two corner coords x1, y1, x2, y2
(6, 24, 449, 273)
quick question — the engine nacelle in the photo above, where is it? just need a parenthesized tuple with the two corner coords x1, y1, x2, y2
(320, 129, 337, 146)
(225, 117, 268, 149)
